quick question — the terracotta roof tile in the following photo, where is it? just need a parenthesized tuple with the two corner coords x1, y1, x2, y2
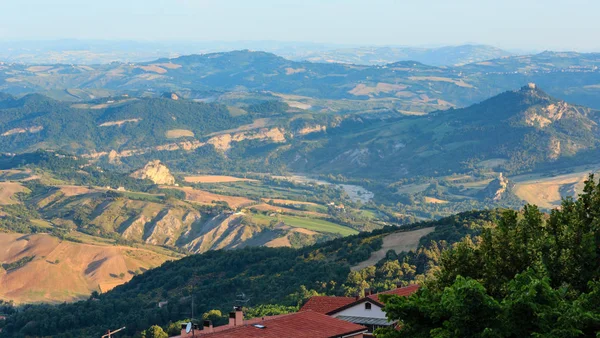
(198, 311, 367, 338)
(367, 284, 420, 303)
(299, 296, 356, 314)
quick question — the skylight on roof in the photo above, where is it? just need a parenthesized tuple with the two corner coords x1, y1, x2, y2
(253, 324, 266, 329)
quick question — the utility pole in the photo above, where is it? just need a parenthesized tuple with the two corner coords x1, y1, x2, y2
(192, 296, 195, 337)
(101, 326, 125, 338)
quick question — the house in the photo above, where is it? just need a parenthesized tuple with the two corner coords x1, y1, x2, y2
(300, 284, 420, 335)
(173, 307, 367, 338)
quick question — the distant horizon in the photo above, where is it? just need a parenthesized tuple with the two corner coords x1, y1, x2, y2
(1, 38, 597, 54)
(2, 0, 599, 52)
(0, 38, 591, 56)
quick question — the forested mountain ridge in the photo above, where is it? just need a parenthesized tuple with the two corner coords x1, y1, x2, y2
(1, 85, 598, 181)
(284, 84, 600, 178)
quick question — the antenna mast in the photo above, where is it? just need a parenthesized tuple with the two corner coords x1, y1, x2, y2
(191, 296, 195, 337)
(235, 292, 250, 308)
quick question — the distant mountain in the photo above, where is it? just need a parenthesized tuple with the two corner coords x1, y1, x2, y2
(0, 40, 508, 66)
(2, 49, 600, 112)
(286, 44, 513, 66)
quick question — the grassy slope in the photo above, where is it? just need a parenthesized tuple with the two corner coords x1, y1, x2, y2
(252, 213, 358, 236)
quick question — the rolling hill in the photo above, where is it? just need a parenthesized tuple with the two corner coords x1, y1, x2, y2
(2, 50, 600, 112)
(291, 84, 600, 178)
(0, 41, 511, 66)
(0, 153, 377, 304)
(287, 44, 513, 66)
(0, 232, 176, 304)
(1, 85, 598, 182)
(0, 210, 497, 337)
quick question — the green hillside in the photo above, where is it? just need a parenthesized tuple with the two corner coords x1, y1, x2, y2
(0, 210, 497, 337)
(1, 86, 598, 182)
(283, 84, 600, 178)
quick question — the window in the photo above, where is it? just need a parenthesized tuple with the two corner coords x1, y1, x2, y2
(365, 302, 372, 310)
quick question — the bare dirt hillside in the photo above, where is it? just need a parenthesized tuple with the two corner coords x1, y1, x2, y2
(351, 227, 435, 271)
(0, 182, 27, 205)
(512, 167, 600, 209)
(0, 233, 174, 304)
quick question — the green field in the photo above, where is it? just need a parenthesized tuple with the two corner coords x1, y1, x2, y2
(118, 191, 164, 203)
(252, 213, 358, 236)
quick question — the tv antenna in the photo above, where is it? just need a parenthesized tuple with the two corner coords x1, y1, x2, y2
(235, 292, 250, 307)
(101, 327, 125, 338)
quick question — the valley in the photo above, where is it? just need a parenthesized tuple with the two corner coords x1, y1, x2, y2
(1, 45, 600, 338)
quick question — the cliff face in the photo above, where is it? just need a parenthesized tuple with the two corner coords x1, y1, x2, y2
(130, 160, 175, 185)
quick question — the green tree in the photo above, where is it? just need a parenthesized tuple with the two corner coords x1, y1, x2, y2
(202, 309, 223, 322)
(142, 325, 168, 338)
(380, 175, 600, 337)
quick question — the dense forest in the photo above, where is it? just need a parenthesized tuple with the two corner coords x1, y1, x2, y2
(377, 175, 600, 337)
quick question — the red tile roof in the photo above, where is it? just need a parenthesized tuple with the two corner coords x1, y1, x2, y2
(198, 311, 367, 338)
(301, 285, 421, 316)
(367, 284, 420, 303)
(299, 296, 357, 314)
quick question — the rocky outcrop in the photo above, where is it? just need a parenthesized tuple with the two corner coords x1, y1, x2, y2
(120, 215, 150, 241)
(298, 125, 327, 135)
(1, 126, 43, 136)
(481, 173, 510, 201)
(143, 209, 201, 246)
(548, 138, 561, 160)
(184, 213, 264, 253)
(207, 128, 286, 151)
(130, 160, 175, 185)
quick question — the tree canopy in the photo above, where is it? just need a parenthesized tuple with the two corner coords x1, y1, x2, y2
(379, 174, 600, 337)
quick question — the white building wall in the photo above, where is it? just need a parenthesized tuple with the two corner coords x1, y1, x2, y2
(331, 301, 388, 319)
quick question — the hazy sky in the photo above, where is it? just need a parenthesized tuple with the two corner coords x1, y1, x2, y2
(1, 0, 598, 51)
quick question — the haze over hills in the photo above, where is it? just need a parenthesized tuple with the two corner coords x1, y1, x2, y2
(286, 44, 513, 66)
(1, 49, 600, 114)
(0, 40, 513, 66)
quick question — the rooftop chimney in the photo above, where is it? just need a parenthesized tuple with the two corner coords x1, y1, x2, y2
(235, 306, 244, 326)
(229, 306, 244, 327)
(203, 320, 213, 333)
(229, 311, 236, 327)
(365, 288, 372, 296)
